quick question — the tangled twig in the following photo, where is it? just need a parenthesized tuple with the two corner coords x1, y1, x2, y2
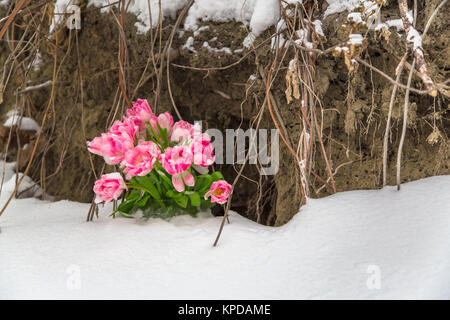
(398, 0, 436, 96)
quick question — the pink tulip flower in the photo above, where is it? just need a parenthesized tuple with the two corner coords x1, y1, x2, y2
(191, 135, 215, 167)
(87, 132, 133, 165)
(87, 136, 104, 156)
(101, 132, 134, 165)
(161, 146, 194, 192)
(204, 180, 231, 204)
(109, 118, 138, 143)
(126, 99, 152, 122)
(170, 120, 195, 143)
(121, 141, 161, 180)
(150, 112, 174, 137)
(93, 173, 127, 204)
(171, 171, 195, 193)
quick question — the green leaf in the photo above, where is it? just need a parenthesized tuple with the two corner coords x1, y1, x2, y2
(117, 200, 136, 214)
(156, 199, 166, 208)
(146, 127, 160, 145)
(149, 125, 162, 145)
(133, 176, 161, 200)
(211, 171, 224, 181)
(174, 195, 188, 208)
(195, 174, 213, 191)
(135, 195, 150, 208)
(157, 170, 173, 187)
(166, 190, 175, 198)
(184, 202, 199, 216)
(149, 172, 162, 194)
(119, 212, 135, 219)
(187, 191, 201, 207)
(160, 179, 171, 192)
(157, 123, 171, 147)
(201, 198, 215, 209)
(126, 189, 141, 202)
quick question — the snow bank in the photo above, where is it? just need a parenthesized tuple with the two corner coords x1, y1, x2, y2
(1, 172, 449, 299)
(83, 0, 282, 37)
(0, 161, 15, 184)
(88, 0, 190, 34)
(3, 110, 40, 133)
(0, 161, 51, 201)
(44, 0, 411, 50)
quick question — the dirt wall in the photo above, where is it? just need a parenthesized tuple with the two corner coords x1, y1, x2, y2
(0, 0, 448, 226)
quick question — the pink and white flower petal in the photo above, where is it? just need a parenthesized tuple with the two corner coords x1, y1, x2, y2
(172, 174, 185, 193)
(182, 171, 195, 187)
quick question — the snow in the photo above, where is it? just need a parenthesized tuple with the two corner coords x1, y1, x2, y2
(184, 0, 278, 34)
(347, 12, 363, 24)
(406, 10, 414, 24)
(373, 10, 413, 32)
(375, 19, 405, 32)
(45, 0, 404, 49)
(87, 0, 281, 40)
(202, 41, 232, 55)
(271, 33, 288, 50)
(3, 110, 40, 133)
(0, 161, 15, 185)
(97, 0, 190, 34)
(324, 0, 361, 17)
(295, 28, 313, 49)
(1, 157, 449, 299)
(0, 161, 52, 201)
(335, 46, 349, 53)
(182, 36, 197, 53)
(243, 32, 256, 48)
(193, 25, 209, 37)
(385, 19, 404, 30)
(1, 173, 51, 200)
(246, 0, 280, 36)
(348, 33, 364, 45)
(59, 0, 283, 48)
(185, 0, 280, 49)
(312, 19, 325, 37)
(325, 0, 383, 18)
(407, 27, 422, 50)
(50, 0, 77, 33)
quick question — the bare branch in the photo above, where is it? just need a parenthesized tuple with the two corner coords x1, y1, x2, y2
(398, 0, 437, 96)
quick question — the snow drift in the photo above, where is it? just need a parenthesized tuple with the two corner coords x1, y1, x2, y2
(0, 160, 449, 299)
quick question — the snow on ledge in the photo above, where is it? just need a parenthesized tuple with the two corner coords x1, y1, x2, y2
(83, 0, 282, 38)
(0, 174, 449, 299)
(3, 110, 40, 134)
(324, 0, 362, 17)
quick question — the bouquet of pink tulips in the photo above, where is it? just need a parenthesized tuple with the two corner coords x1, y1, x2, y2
(87, 99, 231, 218)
